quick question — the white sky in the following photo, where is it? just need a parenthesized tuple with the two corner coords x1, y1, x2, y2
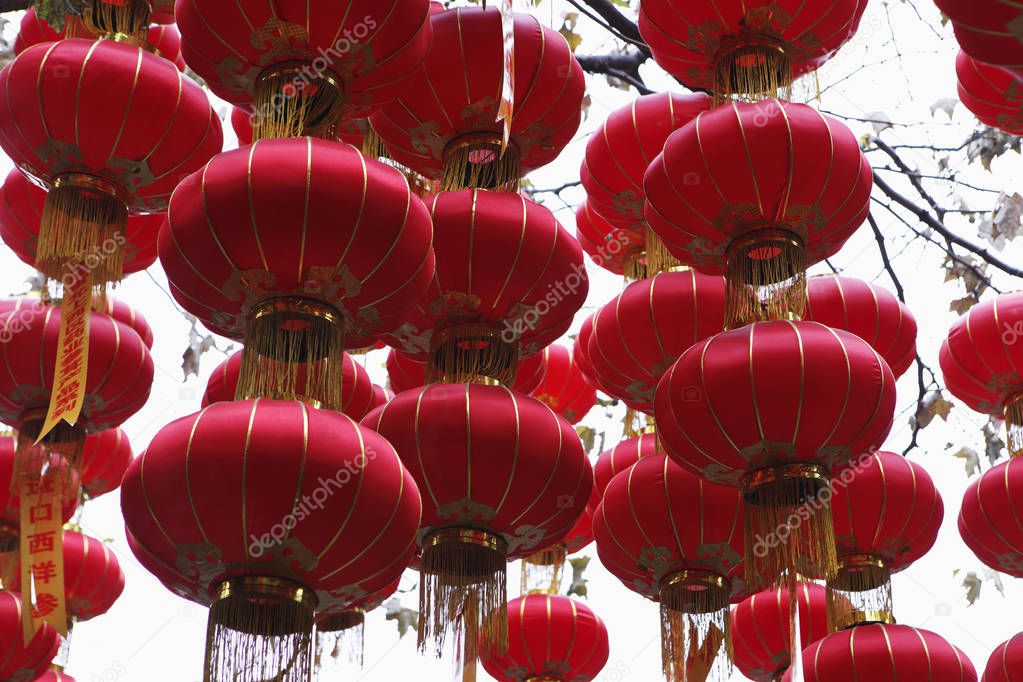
(3, 1, 1022, 680)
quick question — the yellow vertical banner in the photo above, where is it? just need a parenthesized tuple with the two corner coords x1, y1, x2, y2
(35, 272, 92, 444)
(497, 0, 515, 152)
(18, 472, 67, 644)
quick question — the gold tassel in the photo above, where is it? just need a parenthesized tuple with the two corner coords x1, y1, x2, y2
(742, 464, 838, 592)
(645, 225, 681, 275)
(361, 127, 390, 161)
(204, 577, 317, 682)
(82, 0, 150, 42)
(13, 415, 85, 496)
(659, 571, 732, 682)
(316, 609, 365, 670)
(441, 134, 521, 192)
(712, 39, 793, 103)
(827, 555, 894, 631)
(419, 529, 508, 665)
(1004, 392, 1023, 459)
(623, 250, 649, 282)
(428, 323, 519, 387)
(252, 63, 344, 141)
(724, 230, 807, 330)
(520, 544, 566, 595)
(38, 174, 128, 288)
(0, 522, 16, 589)
(237, 297, 347, 411)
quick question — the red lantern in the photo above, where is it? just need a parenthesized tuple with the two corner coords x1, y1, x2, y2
(370, 384, 390, 409)
(576, 202, 649, 280)
(731, 582, 830, 682)
(385, 347, 546, 395)
(0, 39, 221, 289)
(959, 458, 1023, 577)
(828, 451, 942, 628)
(370, 7, 586, 191)
(479, 595, 610, 682)
(805, 275, 917, 379)
(587, 270, 725, 413)
(655, 320, 896, 589)
(0, 170, 160, 281)
(80, 428, 133, 499)
(385, 190, 586, 387)
(14, 8, 187, 71)
(983, 633, 1023, 682)
(594, 434, 658, 496)
(0, 302, 153, 478)
(645, 100, 872, 327)
(9, 531, 124, 621)
(582, 92, 711, 274)
(176, 0, 432, 139)
(593, 455, 744, 682)
(941, 292, 1023, 456)
(0, 592, 60, 681)
(365, 384, 592, 664)
(160, 137, 434, 411)
(530, 345, 596, 424)
(122, 399, 421, 682)
(935, 0, 1023, 74)
(201, 350, 376, 421)
(638, 0, 865, 96)
(958, 51, 1023, 135)
(788, 623, 977, 681)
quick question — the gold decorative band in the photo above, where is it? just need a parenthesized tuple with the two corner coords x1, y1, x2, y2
(424, 528, 507, 554)
(247, 296, 343, 327)
(744, 462, 827, 491)
(52, 173, 130, 208)
(213, 576, 317, 612)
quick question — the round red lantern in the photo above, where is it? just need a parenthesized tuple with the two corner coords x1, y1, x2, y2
(983, 632, 1023, 682)
(645, 100, 872, 327)
(384, 190, 586, 387)
(175, 0, 432, 139)
(0, 302, 153, 480)
(80, 428, 133, 499)
(575, 202, 649, 280)
(594, 455, 744, 682)
(530, 345, 596, 424)
(479, 595, 610, 682)
(122, 399, 421, 682)
(638, 0, 865, 96)
(656, 320, 896, 588)
(370, 7, 585, 191)
(97, 297, 154, 349)
(9, 531, 124, 621)
(370, 385, 389, 409)
(935, 0, 1023, 74)
(573, 313, 597, 385)
(828, 451, 942, 628)
(582, 92, 711, 274)
(160, 137, 434, 411)
(0, 170, 160, 282)
(941, 292, 1023, 456)
(957, 52, 1023, 135)
(959, 458, 1023, 577)
(385, 347, 546, 395)
(594, 434, 659, 496)
(805, 275, 917, 378)
(201, 350, 376, 421)
(587, 270, 725, 413)
(0, 591, 60, 682)
(0, 39, 221, 289)
(788, 623, 977, 681)
(365, 384, 592, 662)
(732, 582, 830, 682)
(14, 8, 187, 71)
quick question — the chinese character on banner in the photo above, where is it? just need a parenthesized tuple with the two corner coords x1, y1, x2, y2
(36, 271, 92, 443)
(18, 474, 66, 644)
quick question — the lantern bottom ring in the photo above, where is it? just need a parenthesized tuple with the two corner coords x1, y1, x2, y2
(659, 569, 729, 614)
(742, 462, 827, 505)
(317, 606, 365, 633)
(211, 575, 317, 635)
